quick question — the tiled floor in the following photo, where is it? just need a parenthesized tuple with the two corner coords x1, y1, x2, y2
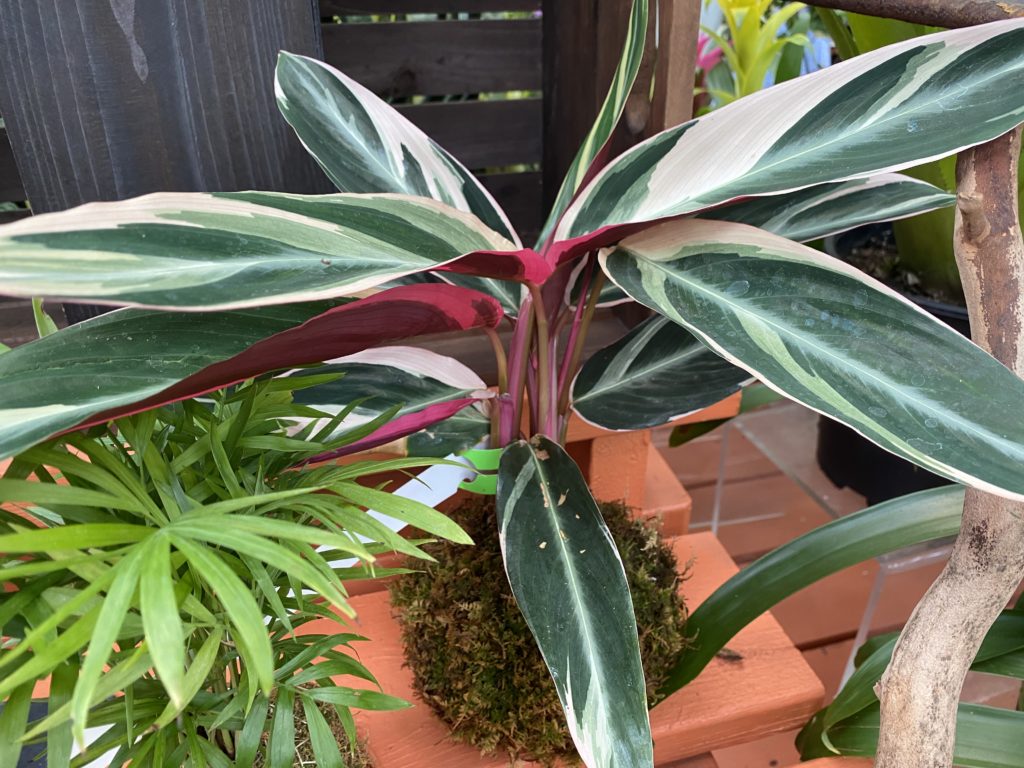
(656, 408, 1021, 767)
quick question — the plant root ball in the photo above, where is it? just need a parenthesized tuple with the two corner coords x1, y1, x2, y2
(389, 498, 689, 766)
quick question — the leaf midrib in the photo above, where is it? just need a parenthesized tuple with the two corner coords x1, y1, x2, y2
(643, 255, 1021, 463)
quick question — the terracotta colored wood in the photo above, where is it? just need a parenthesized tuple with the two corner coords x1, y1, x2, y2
(312, 532, 823, 767)
(689, 474, 833, 563)
(642, 445, 692, 536)
(656, 428, 781, 493)
(794, 760, 872, 768)
(572, 429, 652, 509)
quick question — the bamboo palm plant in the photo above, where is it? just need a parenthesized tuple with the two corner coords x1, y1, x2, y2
(3, 2, 1024, 765)
(0, 378, 468, 766)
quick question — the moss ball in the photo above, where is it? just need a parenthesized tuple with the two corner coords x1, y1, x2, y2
(389, 498, 688, 765)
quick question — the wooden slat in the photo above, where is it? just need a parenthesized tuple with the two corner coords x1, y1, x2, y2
(397, 98, 540, 168)
(322, 0, 540, 12)
(479, 171, 542, 242)
(0, 208, 29, 225)
(0, 128, 24, 202)
(0, 0, 330, 216)
(322, 19, 541, 97)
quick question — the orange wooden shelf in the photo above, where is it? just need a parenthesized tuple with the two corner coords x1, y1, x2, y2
(317, 531, 823, 767)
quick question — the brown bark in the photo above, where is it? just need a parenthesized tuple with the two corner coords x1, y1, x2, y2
(875, 127, 1024, 767)
(808, 0, 1024, 28)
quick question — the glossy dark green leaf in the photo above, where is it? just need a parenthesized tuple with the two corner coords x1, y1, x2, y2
(572, 316, 749, 430)
(497, 436, 652, 768)
(705, 174, 954, 242)
(603, 219, 1024, 502)
(798, 702, 1024, 767)
(661, 485, 965, 695)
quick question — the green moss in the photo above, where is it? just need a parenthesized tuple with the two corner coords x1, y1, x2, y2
(389, 499, 689, 765)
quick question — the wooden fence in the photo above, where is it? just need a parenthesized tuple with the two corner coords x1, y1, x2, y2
(0, 0, 698, 341)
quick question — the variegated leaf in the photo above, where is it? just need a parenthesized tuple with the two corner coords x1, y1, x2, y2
(572, 316, 749, 430)
(600, 218, 1024, 501)
(705, 174, 955, 242)
(536, 0, 649, 248)
(0, 191, 527, 310)
(555, 20, 1024, 248)
(0, 285, 502, 461)
(566, 174, 952, 310)
(276, 51, 519, 245)
(293, 346, 491, 458)
(497, 437, 652, 768)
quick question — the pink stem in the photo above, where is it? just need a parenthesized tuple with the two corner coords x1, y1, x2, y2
(499, 294, 535, 445)
(558, 256, 596, 390)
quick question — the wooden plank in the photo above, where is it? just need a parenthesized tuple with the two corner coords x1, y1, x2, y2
(479, 170, 542, 242)
(0, 0, 330, 217)
(688, 474, 834, 563)
(654, 429, 782, 490)
(647, 0, 702, 134)
(0, 208, 29, 225)
(300, 532, 823, 766)
(0, 128, 24, 202)
(643, 444, 693, 536)
(542, 0, 600, 209)
(398, 98, 541, 168)
(322, 19, 541, 97)
(321, 0, 540, 13)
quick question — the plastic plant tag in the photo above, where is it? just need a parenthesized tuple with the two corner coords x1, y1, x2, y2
(460, 446, 503, 495)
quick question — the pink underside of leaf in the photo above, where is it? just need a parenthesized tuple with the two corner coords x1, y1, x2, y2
(545, 197, 756, 265)
(303, 396, 484, 464)
(437, 247, 552, 284)
(63, 285, 503, 434)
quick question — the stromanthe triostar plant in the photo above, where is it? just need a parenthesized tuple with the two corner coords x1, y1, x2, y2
(3, 2, 1024, 764)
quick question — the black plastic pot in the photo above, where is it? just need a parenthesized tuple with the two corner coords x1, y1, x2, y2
(817, 226, 969, 506)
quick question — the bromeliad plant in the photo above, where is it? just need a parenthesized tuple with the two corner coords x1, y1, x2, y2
(0, 378, 470, 766)
(3, 2, 1024, 764)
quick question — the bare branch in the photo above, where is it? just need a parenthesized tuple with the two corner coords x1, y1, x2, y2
(875, 127, 1024, 767)
(808, 0, 1024, 28)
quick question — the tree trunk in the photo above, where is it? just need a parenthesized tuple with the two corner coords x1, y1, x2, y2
(808, 0, 1024, 28)
(875, 127, 1024, 767)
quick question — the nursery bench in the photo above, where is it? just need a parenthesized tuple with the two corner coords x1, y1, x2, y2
(303, 530, 825, 766)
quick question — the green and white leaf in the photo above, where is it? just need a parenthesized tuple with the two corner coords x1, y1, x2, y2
(600, 218, 1024, 501)
(0, 191, 513, 310)
(276, 51, 519, 244)
(557, 20, 1024, 241)
(705, 173, 955, 243)
(572, 316, 749, 430)
(292, 346, 492, 456)
(0, 302, 342, 460)
(497, 436, 652, 768)
(536, 0, 648, 247)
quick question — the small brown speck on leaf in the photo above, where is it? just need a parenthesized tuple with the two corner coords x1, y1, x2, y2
(538, 541, 547, 549)
(536, 449, 550, 461)
(579, 549, 586, 554)
(558, 491, 568, 505)
(559, 529, 568, 542)
(321, 258, 332, 266)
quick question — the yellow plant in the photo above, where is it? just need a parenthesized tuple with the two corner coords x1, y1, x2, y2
(702, 0, 809, 105)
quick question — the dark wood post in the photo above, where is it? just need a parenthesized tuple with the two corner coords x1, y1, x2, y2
(0, 0, 331, 321)
(541, 0, 701, 209)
